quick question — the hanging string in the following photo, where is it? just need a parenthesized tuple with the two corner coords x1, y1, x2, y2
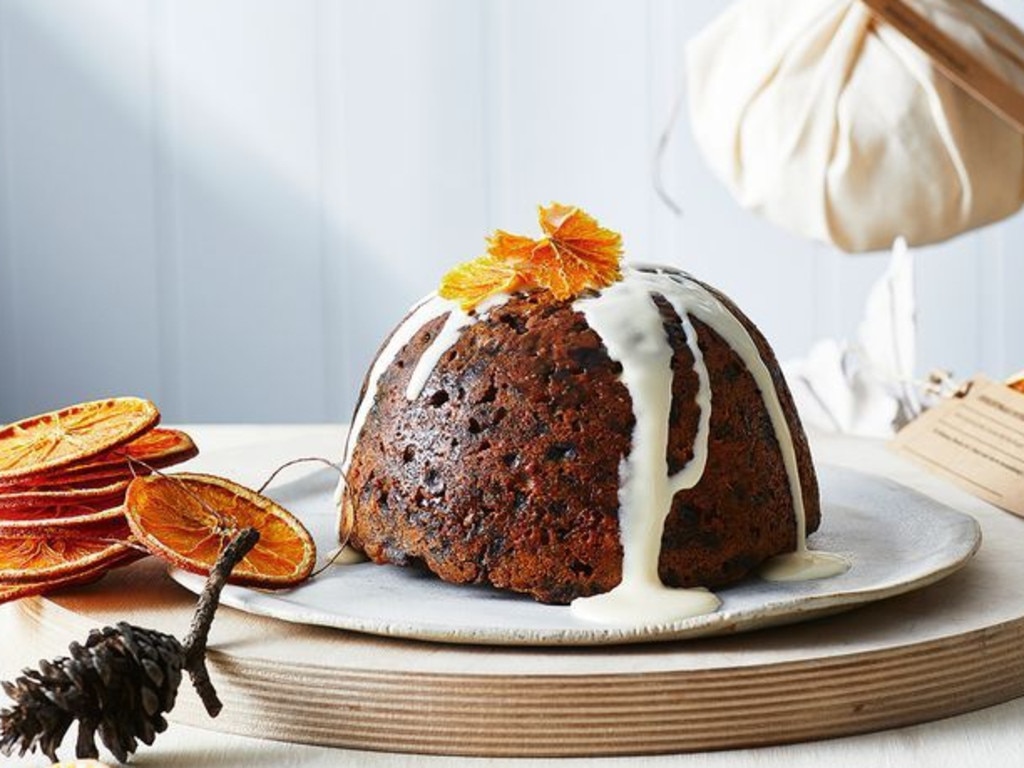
(651, 75, 688, 218)
(255, 456, 355, 577)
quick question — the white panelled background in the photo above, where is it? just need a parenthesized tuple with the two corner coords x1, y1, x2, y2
(1, 0, 1022, 425)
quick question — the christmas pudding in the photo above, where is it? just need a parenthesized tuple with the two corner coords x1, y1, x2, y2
(337, 205, 844, 622)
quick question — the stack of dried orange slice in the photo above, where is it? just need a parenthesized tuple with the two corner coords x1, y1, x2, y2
(0, 398, 177, 602)
(0, 397, 316, 604)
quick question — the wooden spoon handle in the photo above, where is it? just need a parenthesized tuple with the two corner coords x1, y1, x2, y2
(861, 0, 1024, 134)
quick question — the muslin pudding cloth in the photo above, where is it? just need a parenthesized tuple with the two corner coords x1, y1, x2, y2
(688, 0, 1024, 253)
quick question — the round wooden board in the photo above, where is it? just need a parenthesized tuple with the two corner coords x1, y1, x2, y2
(15, 431, 1024, 757)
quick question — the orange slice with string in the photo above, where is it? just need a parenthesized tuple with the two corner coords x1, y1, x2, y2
(0, 397, 160, 486)
(124, 472, 316, 588)
(0, 525, 135, 583)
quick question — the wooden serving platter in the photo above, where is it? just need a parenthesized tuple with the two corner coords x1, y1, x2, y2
(14, 430, 1024, 757)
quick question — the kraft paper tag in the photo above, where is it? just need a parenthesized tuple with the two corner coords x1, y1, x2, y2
(892, 376, 1024, 517)
(862, 0, 1024, 134)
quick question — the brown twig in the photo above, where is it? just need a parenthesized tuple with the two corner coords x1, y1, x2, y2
(181, 527, 260, 717)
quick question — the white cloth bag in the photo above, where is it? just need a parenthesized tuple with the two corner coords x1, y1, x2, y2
(687, 0, 1024, 253)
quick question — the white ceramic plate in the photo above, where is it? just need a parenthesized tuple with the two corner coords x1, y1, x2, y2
(171, 465, 981, 646)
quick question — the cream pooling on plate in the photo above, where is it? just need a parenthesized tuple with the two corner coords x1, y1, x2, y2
(338, 265, 847, 624)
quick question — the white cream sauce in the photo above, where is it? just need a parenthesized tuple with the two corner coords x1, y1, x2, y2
(405, 293, 510, 402)
(335, 293, 453, 534)
(758, 548, 849, 580)
(570, 275, 721, 624)
(325, 544, 368, 565)
(340, 293, 452, 476)
(336, 293, 506, 532)
(338, 266, 848, 621)
(570, 266, 847, 624)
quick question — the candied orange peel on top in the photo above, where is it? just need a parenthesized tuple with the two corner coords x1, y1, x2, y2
(440, 203, 624, 310)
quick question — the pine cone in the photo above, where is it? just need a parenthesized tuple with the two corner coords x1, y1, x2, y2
(1, 527, 259, 764)
(1, 622, 185, 763)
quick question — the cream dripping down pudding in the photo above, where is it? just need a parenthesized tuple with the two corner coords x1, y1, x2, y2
(337, 205, 847, 624)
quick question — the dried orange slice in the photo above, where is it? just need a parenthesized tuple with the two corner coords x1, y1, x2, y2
(439, 203, 623, 309)
(0, 427, 195, 492)
(524, 203, 623, 300)
(0, 497, 122, 523)
(10, 470, 141, 492)
(0, 569, 105, 605)
(439, 255, 526, 311)
(0, 550, 143, 605)
(56, 427, 197, 478)
(0, 397, 159, 486)
(124, 473, 316, 588)
(0, 505, 126, 536)
(0, 528, 134, 583)
(0, 479, 129, 511)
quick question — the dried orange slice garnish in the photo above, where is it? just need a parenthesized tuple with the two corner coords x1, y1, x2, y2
(487, 229, 539, 260)
(527, 203, 624, 299)
(438, 255, 526, 311)
(439, 203, 623, 310)
(0, 528, 133, 583)
(124, 473, 316, 588)
(0, 398, 159, 486)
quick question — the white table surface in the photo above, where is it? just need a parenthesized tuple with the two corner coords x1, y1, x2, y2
(3, 424, 1024, 767)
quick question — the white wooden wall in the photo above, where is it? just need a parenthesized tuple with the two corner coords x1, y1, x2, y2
(1, 0, 1022, 425)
